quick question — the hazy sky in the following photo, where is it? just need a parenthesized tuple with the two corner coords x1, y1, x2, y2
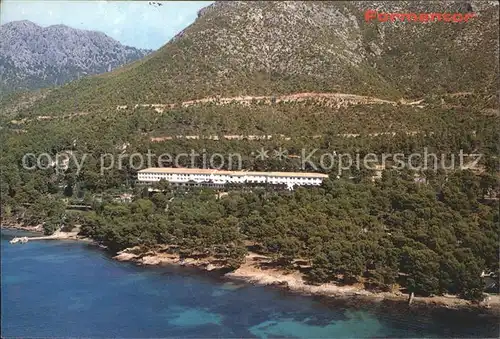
(0, 0, 213, 50)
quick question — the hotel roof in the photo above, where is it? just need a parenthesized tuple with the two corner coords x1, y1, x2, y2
(138, 167, 329, 178)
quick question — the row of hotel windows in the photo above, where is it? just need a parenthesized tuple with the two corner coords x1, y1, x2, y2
(138, 173, 321, 182)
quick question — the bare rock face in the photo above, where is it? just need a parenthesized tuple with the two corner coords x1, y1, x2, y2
(0, 20, 152, 93)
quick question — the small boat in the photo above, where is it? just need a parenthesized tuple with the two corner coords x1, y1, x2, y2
(9, 236, 29, 244)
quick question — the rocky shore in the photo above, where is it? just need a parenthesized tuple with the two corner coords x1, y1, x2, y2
(113, 246, 500, 313)
(1, 222, 92, 243)
(1, 220, 43, 233)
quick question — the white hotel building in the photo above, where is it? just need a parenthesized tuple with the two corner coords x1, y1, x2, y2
(137, 168, 328, 190)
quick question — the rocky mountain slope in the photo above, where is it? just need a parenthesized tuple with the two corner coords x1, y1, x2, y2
(8, 0, 497, 117)
(0, 20, 152, 93)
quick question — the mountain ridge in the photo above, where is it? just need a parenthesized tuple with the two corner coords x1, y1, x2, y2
(0, 20, 153, 94)
(5, 0, 497, 118)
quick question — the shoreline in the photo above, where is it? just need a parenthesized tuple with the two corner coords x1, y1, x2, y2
(1, 222, 44, 233)
(3, 225, 499, 314)
(113, 246, 500, 314)
(1, 223, 95, 244)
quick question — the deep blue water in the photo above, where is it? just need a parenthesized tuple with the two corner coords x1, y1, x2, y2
(1, 229, 498, 338)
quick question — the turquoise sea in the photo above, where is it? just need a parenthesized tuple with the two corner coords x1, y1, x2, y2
(1, 229, 498, 338)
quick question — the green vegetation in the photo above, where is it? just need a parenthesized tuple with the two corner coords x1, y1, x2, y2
(1, 123, 498, 301)
(74, 172, 497, 301)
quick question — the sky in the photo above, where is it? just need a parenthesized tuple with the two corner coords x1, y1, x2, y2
(0, 0, 213, 50)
